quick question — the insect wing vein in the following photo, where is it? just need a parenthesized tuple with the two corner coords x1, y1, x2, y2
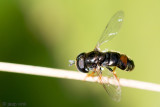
(95, 11, 124, 50)
(96, 68, 121, 102)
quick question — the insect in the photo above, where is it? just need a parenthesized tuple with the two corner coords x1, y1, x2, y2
(69, 11, 135, 102)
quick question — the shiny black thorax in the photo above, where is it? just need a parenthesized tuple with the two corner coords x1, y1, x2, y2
(76, 51, 134, 73)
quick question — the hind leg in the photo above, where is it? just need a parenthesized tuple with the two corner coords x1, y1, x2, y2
(106, 66, 119, 82)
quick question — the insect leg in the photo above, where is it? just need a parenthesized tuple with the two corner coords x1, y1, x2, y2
(106, 66, 113, 72)
(106, 66, 119, 82)
(98, 72, 103, 84)
(95, 66, 103, 84)
(86, 71, 95, 77)
(112, 67, 119, 82)
(84, 69, 96, 80)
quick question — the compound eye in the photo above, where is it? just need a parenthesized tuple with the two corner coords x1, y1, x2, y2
(76, 53, 89, 73)
(78, 58, 85, 69)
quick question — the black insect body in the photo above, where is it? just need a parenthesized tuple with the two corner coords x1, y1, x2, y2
(69, 11, 135, 102)
(76, 51, 134, 73)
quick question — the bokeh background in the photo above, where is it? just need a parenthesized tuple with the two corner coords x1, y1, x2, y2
(0, 0, 160, 107)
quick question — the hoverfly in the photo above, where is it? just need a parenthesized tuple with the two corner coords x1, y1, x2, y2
(69, 11, 135, 102)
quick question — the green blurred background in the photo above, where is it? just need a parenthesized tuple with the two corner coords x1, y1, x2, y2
(0, 0, 160, 107)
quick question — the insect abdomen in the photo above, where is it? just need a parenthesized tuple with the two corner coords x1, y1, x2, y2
(102, 52, 120, 66)
(102, 52, 134, 71)
(117, 54, 134, 71)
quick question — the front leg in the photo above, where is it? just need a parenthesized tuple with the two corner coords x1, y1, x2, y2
(84, 68, 96, 80)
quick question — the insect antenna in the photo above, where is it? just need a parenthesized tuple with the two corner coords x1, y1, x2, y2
(69, 60, 75, 66)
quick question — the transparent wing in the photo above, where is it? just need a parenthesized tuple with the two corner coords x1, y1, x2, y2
(96, 68, 121, 102)
(95, 11, 124, 50)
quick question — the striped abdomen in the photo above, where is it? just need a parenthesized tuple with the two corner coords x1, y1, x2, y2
(102, 52, 134, 71)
